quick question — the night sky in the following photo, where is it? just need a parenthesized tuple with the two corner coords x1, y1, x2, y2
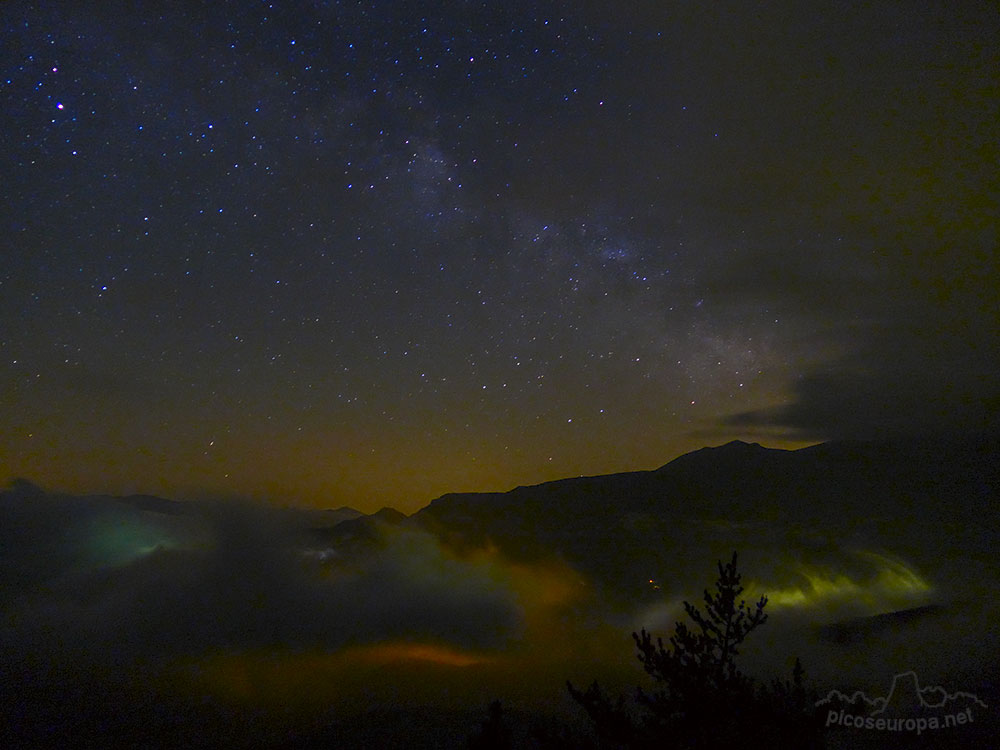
(3, 1, 997, 512)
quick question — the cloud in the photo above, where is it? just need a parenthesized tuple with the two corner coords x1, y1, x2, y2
(0, 485, 612, 746)
(0, 489, 524, 679)
(5, 477, 997, 745)
(726, 322, 1000, 440)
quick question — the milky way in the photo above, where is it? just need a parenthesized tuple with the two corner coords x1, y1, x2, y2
(2, 2, 997, 510)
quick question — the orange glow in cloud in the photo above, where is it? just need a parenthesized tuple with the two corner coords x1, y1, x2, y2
(347, 641, 492, 667)
(173, 545, 613, 715)
(178, 642, 499, 715)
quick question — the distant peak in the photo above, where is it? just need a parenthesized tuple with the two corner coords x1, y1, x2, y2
(688, 440, 768, 457)
(371, 506, 408, 523)
(718, 439, 763, 449)
(654, 439, 778, 472)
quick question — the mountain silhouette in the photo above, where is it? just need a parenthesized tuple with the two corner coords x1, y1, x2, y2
(416, 436, 998, 531)
(411, 436, 1000, 601)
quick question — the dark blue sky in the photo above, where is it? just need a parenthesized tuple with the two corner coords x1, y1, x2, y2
(2, 1, 997, 510)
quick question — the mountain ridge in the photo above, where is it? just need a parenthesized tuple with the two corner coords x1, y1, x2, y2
(409, 435, 1000, 598)
(416, 435, 999, 521)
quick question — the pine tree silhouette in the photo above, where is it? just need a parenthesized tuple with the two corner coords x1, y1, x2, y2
(568, 552, 822, 749)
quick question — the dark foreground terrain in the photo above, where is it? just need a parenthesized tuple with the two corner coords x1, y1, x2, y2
(3, 437, 998, 747)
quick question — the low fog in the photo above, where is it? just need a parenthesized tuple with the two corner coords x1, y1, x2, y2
(2, 475, 998, 746)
